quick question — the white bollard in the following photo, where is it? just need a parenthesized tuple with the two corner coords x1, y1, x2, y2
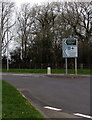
(47, 67, 51, 75)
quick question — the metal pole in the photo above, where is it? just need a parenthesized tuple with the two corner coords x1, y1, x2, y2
(65, 58, 68, 74)
(7, 51, 9, 70)
(7, 18, 9, 71)
(75, 58, 77, 75)
(21, 46, 23, 60)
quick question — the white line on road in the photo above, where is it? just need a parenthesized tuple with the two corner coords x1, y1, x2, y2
(44, 106, 62, 111)
(74, 113, 92, 119)
(22, 94, 26, 98)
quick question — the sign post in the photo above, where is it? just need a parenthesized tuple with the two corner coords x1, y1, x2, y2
(65, 58, 68, 74)
(62, 38, 78, 75)
(75, 58, 77, 75)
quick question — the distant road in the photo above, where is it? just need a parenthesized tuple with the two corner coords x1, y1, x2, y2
(2, 73, 90, 119)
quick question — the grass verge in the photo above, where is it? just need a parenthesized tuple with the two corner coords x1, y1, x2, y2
(2, 69, 46, 74)
(2, 80, 44, 118)
(2, 68, 91, 75)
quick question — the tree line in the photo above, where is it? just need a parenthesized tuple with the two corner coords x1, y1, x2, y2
(1, 1, 92, 69)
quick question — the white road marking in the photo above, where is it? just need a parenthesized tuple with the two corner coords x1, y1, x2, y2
(44, 106, 62, 111)
(74, 113, 92, 119)
(22, 94, 26, 98)
(17, 88, 26, 98)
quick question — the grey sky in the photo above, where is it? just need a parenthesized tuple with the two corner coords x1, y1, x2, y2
(12, 0, 60, 6)
(12, 0, 91, 7)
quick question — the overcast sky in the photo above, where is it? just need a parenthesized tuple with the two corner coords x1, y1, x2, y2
(12, 0, 62, 7)
(12, 0, 90, 7)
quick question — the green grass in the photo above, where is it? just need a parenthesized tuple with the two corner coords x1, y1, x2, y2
(0, 80, 2, 119)
(77, 69, 91, 75)
(2, 80, 44, 118)
(52, 69, 91, 75)
(2, 69, 46, 74)
(2, 68, 91, 75)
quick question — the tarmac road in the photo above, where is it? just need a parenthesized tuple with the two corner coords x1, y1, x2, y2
(2, 73, 91, 119)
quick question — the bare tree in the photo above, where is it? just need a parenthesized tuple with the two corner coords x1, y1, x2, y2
(0, 0, 15, 54)
(62, 2, 92, 43)
(16, 3, 36, 63)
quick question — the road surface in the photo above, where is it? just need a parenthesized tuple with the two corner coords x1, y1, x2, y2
(2, 73, 90, 119)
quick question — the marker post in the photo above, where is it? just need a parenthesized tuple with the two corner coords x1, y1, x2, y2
(7, 18, 9, 71)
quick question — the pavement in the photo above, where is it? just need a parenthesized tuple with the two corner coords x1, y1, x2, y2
(1, 72, 91, 78)
(46, 73, 91, 78)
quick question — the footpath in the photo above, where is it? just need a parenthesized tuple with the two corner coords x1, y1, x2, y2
(1, 72, 91, 78)
(46, 73, 91, 78)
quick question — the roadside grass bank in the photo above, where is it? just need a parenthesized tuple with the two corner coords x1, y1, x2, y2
(2, 69, 46, 74)
(2, 80, 44, 118)
(2, 69, 91, 75)
(0, 80, 2, 119)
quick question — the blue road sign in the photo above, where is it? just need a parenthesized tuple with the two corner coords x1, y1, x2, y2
(62, 38, 78, 58)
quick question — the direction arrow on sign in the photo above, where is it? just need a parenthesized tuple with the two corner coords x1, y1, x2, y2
(64, 46, 78, 58)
